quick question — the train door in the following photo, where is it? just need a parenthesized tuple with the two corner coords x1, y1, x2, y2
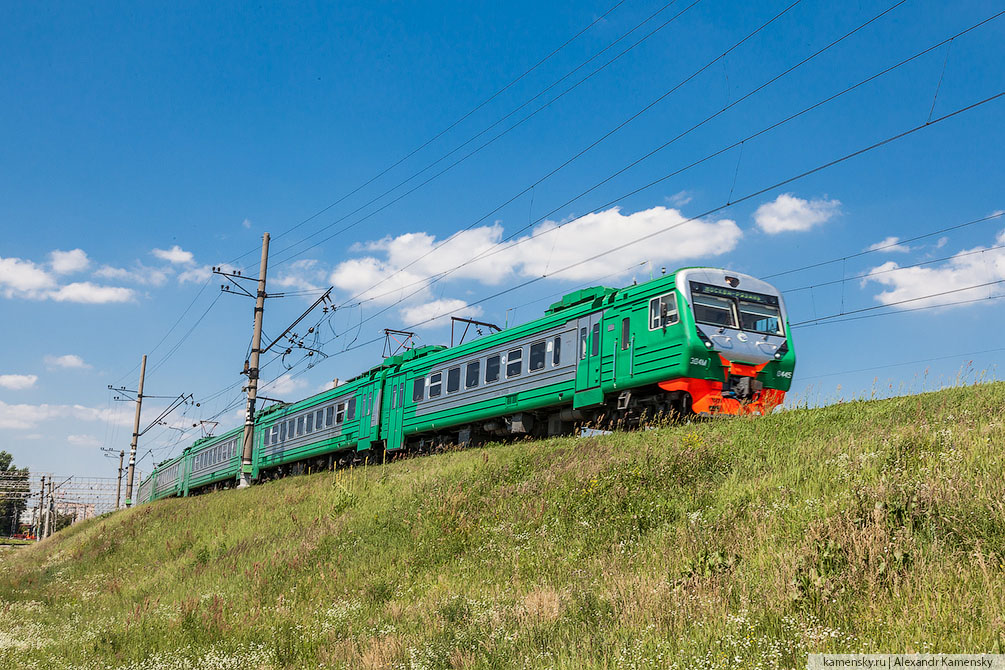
(357, 380, 380, 451)
(386, 374, 406, 450)
(614, 313, 633, 388)
(574, 311, 604, 408)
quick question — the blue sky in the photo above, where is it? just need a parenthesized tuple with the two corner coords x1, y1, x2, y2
(1, 0, 1003, 479)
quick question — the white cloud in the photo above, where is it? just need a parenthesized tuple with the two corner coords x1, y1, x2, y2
(0, 374, 38, 390)
(67, 434, 102, 448)
(260, 373, 309, 398)
(0, 400, 134, 430)
(667, 190, 693, 207)
(94, 263, 170, 286)
(1, 254, 136, 303)
(50, 282, 135, 304)
(242, 218, 252, 229)
(864, 229, 1005, 309)
(865, 236, 910, 253)
(50, 249, 90, 274)
(401, 299, 483, 327)
(754, 193, 841, 234)
(0, 256, 57, 298)
(935, 236, 949, 249)
(178, 266, 213, 283)
(330, 204, 742, 319)
(44, 354, 91, 370)
(152, 245, 195, 265)
(273, 259, 324, 294)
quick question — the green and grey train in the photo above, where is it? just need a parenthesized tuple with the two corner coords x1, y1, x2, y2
(136, 267, 795, 504)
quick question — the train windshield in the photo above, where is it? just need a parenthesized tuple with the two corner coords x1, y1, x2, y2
(692, 294, 737, 328)
(690, 282, 784, 335)
(738, 300, 783, 335)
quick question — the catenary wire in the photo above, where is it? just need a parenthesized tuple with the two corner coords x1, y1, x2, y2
(224, 0, 629, 265)
(276, 90, 1005, 381)
(330, 11, 1000, 315)
(782, 239, 1005, 293)
(266, 0, 802, 270)
(790, 278, 1005, 326)
(335, 0, 913, 306)
(796, 345, 1005, 381)
(764, 211, 1005, 279)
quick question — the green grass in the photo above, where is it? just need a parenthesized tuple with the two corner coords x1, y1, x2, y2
(2, 383, 1005, 669)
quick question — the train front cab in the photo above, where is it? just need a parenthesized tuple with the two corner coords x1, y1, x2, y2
(659, 268, 794, 416)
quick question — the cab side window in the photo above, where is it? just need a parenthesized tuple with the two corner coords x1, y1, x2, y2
(649, 293, 679, 330)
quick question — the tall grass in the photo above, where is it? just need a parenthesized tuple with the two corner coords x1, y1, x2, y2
(2, 382, 1004, 669)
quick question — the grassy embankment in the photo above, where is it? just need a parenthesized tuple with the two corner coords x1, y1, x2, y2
(2, 383, 1004, 669)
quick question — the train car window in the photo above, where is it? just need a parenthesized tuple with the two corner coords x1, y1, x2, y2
(447, 367, 461, 393)
(580, 327, 587, 360)
(553, 336, 561, 366)
(297, 416, 305, 436)
(326, 405, 335, 427)
(485, 355, 500, 383)
(288, 419, 296, 438)
(664, 294, 679, 325)
(391, 385, 397, 409)
(271, 425, 279, 444)
(336, 402, 346, 423)
(429, 372, 442, 398)
(348, 397, 357, 419)
(466, 361, 480, 388)
(398, 384, 405, 407)
(693, 294, 737, 328)
(412, 378, 425, 402)
(306, 413, 314, 433)
(738, 300, 783, 335)
(621, 318, 630, 349)
(529, 342, 546, 371)
(649, 294, 679, 330)
(507, 348, 522, 377)
(280, 422, 286, 442)
(316, 410, 324, 430)
(264, 430, 271, 447)
(591, 323, 600, 356)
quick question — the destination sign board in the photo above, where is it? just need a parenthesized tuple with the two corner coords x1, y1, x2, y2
(690, 281, 779, 305)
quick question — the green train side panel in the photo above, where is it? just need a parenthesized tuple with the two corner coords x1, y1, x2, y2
(184, 426, 244, 494)
(251, 376, 374, 478)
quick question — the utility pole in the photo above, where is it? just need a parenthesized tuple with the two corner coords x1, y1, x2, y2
(240, 233, 269, 488)
(214, 232, 332, 489)
(44, 479, 53, 538)
(35, 475, 44, 539)
(125, 355, 147, 507)
(116, 450, 124, 508)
